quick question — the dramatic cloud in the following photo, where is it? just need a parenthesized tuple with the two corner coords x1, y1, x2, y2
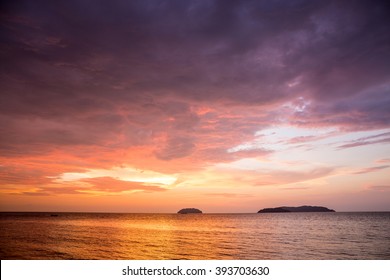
(1, 0, 389, 211)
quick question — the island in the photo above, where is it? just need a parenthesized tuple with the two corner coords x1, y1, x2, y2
(257, 205, 335, 213)
(177, 208, 203, 214)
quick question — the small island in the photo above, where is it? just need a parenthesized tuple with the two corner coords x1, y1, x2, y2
(258, 205, 335, 213)
(177, 208, 203, 214)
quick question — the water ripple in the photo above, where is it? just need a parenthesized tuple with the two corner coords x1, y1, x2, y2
(0, 212, 389, 259)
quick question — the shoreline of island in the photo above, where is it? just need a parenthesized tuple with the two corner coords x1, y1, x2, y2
(257, 205, 335, 213)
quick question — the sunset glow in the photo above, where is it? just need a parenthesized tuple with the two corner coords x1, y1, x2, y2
(1, 0, 389, 212)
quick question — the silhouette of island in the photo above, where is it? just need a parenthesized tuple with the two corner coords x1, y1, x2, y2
(177, 208, 203, 214)
(258, 205, 335, 213)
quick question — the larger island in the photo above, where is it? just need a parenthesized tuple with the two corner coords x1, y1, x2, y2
(258, 205, 335, 213)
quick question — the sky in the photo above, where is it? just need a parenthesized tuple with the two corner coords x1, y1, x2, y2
(0, 0, 389, 212)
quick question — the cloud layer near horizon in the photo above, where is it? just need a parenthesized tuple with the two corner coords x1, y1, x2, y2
(1, 0, 389, 211)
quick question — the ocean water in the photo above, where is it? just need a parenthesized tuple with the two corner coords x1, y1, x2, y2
(0, 212, 389, 260)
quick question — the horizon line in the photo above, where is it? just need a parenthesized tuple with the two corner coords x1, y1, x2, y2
(1, 210, 390, 214)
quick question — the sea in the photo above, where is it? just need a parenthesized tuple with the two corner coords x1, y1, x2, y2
(0, 212, 389, 260)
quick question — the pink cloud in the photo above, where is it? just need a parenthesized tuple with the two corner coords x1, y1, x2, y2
(376, 158, 390, 164)
(353, 165, 390, 175)
(278, 187, 310, 191)
(366, 186, 390, 192)
(16, 177, 167, 197)
(81, 177, 167, 193)
(338, 137, 390, 149)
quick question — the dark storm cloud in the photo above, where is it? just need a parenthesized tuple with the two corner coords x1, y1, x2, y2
(2, 0, 389, 100)
(1, 0, 390, 158)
